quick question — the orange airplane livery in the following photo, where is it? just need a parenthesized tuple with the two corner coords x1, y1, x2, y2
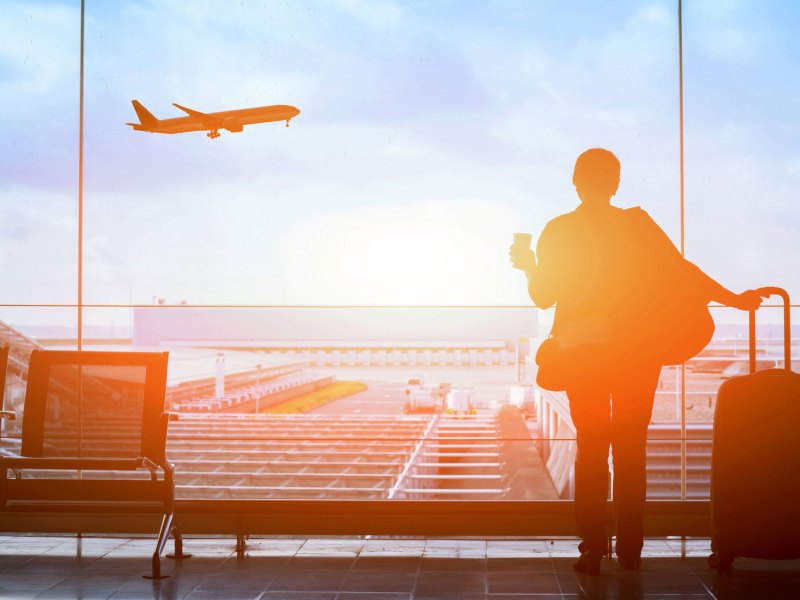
(127, 100, 301, 139)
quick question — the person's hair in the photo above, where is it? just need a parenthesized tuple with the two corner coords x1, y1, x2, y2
(572, 148, 620, 197)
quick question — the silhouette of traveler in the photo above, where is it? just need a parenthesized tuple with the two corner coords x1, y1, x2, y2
(509, 148, 763, 574)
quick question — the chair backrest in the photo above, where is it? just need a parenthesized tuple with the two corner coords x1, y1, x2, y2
(0, 346, 8, 442)
(0, 346, 8, 408)
(21, 350, 169, 461)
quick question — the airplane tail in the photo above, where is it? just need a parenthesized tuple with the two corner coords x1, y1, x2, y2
(131, 100, 158, 126)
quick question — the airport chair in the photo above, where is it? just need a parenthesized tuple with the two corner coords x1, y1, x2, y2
(0, 350, 188, 579)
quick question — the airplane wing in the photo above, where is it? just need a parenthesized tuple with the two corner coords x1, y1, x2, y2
(173, 103, 224, 125)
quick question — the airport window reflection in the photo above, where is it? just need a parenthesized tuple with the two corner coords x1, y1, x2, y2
(0, 0, 797, 507)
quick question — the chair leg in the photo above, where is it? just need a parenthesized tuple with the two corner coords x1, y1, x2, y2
(167, 522, 192, 559)
(144, 513, 174, 579)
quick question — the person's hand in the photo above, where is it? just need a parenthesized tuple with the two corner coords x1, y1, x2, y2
(732, 289, 766, 311)
(509, 244, 535, 273)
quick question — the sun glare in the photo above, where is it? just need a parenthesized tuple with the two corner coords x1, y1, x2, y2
(281, 200, 522, 305)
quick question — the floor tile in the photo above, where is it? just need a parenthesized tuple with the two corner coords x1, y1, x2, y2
(0, 535, 798, 600)
(337, 593, 410, 600)
(268, 569, 349, 592)
(635, 572, 710, 595)
(33, 583, 124, 599)
(186, 589, 263, 600)
(461, 596, 561, 600)
(486, 541, 550, 557)
(300, 539, 365, 555)
(261, 593, 337, 600)
(556, 570, 617, 597)
(110, 578, 199, 600)
(352, 556, 420, 572)
(340, 570, 417, 593)
(486, 556, 554, 572)
(215, 554, 292, 572)
(243, 539, 306, 555)
(413, 571, 486, 598)
(419, 557, 487, 572)
(486, 571, 561, 595)
(286, 555, 357, 570)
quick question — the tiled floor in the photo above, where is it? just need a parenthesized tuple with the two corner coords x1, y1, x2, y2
(0, 536, 798, 599)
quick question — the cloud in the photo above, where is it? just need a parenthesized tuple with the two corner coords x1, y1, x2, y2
(0, 184, 76, 303)
(786, 157, 800, 176)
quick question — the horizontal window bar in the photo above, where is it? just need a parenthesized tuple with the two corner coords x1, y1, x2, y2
(0, 303, 797, 309)
(0, 499, 713, 537)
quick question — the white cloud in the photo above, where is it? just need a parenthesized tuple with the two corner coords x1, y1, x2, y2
(0, 184, 76, 303)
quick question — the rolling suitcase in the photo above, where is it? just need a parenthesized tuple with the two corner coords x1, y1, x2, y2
(709, 286, 800, 574)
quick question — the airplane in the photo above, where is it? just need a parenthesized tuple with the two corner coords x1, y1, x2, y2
(127, 100, 301, 139)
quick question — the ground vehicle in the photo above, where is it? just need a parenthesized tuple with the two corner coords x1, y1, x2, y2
(404, 388, 439, 414)
(445, 388, 475, 414)
(405, 376, 424, 394)
(404, 377, 432, 413)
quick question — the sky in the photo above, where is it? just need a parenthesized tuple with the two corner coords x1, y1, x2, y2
(0, 0, 798, 328)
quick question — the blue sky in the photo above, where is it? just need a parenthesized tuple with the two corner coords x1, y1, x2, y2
(0, 0, 798, 323)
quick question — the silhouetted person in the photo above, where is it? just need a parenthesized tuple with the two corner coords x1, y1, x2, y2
(509, 148, 763, 574)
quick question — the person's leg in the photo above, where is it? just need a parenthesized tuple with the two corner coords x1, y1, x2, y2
(566, 384, 612, 558)
(610, 364, 662, 563)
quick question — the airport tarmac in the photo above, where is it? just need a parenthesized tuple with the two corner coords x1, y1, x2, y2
(309, 365, 517, 416)
(306, 364, 724, 424)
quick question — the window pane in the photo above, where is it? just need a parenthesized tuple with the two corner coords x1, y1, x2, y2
(684, 1, 800, 299)
(74, 305, 576, 501)
(0, 1, 78, 304)
(84, 1, 679, 305)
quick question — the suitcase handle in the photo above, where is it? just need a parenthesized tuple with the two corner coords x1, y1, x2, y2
(749, 287, 791, 374)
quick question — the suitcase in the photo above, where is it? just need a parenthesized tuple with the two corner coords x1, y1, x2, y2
(708, 286, 800, 574)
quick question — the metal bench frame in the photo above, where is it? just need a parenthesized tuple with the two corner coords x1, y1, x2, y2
(0, 349, 187, 579)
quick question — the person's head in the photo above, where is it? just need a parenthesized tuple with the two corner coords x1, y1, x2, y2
(572, 148, 620, 206)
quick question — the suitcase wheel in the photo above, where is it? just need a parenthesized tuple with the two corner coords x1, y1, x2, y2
(707, 552, 733, 575)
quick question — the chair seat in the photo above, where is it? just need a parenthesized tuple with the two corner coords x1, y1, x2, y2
(2, 477, 169, 504)
(1, 500, 167, 513)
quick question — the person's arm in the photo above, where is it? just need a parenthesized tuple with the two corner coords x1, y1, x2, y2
(682, 261, 763, 311)
(527, 224, 558, 309)
(509, 224, 558, 308)
(635, 208, 764, 311)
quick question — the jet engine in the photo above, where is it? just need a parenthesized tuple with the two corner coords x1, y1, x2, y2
(223, 120, 244, 133)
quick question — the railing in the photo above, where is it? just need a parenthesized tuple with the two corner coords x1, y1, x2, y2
(534, 388, 576, 499)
